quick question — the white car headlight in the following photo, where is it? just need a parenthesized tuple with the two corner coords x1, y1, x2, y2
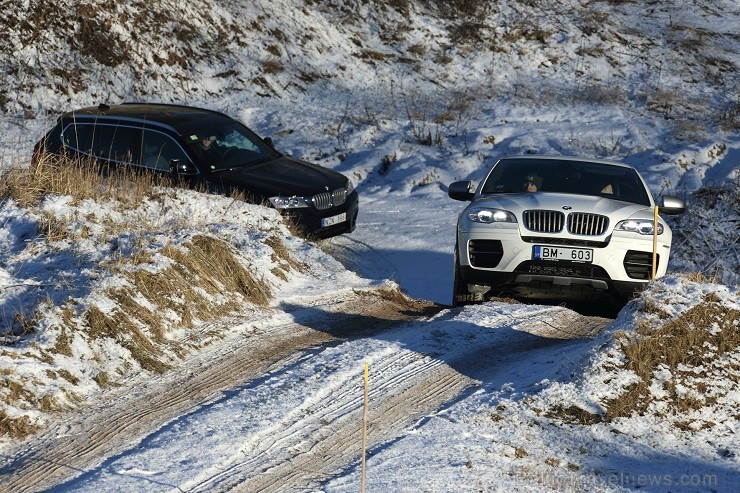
(467, 208, 517, 224)
(615, 219, 664, 235)
(269, 195, 311, 209)
(346, 179, 355, 194)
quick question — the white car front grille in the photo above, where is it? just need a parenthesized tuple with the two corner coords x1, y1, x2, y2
(524, 210, 609, 236)
(524, 210, 565, 233)
(568, 213, 609, 236)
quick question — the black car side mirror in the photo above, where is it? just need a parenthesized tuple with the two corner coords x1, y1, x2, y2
(448, 181, 475, 201)
(263, 137, 275, 149)
(169, 159, 198, 176)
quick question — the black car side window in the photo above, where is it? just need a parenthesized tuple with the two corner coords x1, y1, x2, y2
(141, 130, 190, 171)
(91, 124, 142, 164)
(62, 123, 94, 154)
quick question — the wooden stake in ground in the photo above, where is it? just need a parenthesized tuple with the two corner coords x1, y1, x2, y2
(652, 206, 659, 280)
(361, 361, 369, 493)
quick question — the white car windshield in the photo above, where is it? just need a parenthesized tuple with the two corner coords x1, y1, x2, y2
(481, 158, 651, 206)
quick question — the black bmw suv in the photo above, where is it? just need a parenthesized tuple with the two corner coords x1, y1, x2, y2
(33, 103, 359, 238)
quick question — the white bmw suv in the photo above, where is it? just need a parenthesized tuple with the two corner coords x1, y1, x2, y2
(448, 155, 686, 307)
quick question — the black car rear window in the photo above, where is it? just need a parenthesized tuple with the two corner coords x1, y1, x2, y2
(61, 123, 93, 153)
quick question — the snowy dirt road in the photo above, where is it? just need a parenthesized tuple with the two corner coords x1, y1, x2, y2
(0, 289, 610, 493)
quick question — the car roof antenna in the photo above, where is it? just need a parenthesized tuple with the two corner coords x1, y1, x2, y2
(98, 103, 110, 112)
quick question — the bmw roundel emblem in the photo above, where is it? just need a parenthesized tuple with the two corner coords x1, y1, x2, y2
(562, 205, 572, 210)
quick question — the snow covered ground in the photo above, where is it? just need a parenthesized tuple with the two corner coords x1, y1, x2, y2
(1, 0, 738, 491)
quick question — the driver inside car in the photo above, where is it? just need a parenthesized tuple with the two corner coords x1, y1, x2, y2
(195, 135, 229, 163)
(522, 174, 541, 192)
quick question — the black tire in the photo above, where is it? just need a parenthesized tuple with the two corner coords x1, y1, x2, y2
(452, 244, 483, 307)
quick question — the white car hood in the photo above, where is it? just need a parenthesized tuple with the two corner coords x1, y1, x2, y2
(473, 192, 653, 219)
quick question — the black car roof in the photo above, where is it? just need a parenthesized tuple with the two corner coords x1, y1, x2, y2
(60, 103, 236, 136)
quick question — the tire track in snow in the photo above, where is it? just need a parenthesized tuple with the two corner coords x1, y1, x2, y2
(177, 305, 609, 492)
(0, 289, 434, 493)
(182, 347, 464, 492)
(0, 292, 608, 493)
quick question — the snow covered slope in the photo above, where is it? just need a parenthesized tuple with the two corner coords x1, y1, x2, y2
(0, 1, 738, 491)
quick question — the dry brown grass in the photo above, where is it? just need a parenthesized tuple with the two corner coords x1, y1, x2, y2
(51, 328, 73, 357)
(262, 59, 284, 74)
(547, 404, 602, 425)
(64, 234, 272, 374)
(0, 372, 43, 437)
(93, 371, 111, 388)
(362, 285, 412, 306)
(355, 284, 443, 319)
(265, 235, 305, 278)
(165, 235, 271, 306)
(603, 295, 740, 420)
(0, 411, 40, 439)
(11, 311, 40, 337)
(0, 153, 168, 208)
(0, 151, 283, 438)
(83, 305, 171, 374)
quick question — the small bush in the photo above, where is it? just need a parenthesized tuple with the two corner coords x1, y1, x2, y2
(379, 153, 397, 175)
(262, 59, 284, 74)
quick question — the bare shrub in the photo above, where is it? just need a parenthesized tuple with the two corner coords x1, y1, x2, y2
(403, 94, 443, 146)
(670, 184, 739, 283)
(262, 59, 285, 74)
(379, 153, 397, 175)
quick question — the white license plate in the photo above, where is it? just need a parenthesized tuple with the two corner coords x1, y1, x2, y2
(533, 245, 593, 262)
(321, 212, 347, 228)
